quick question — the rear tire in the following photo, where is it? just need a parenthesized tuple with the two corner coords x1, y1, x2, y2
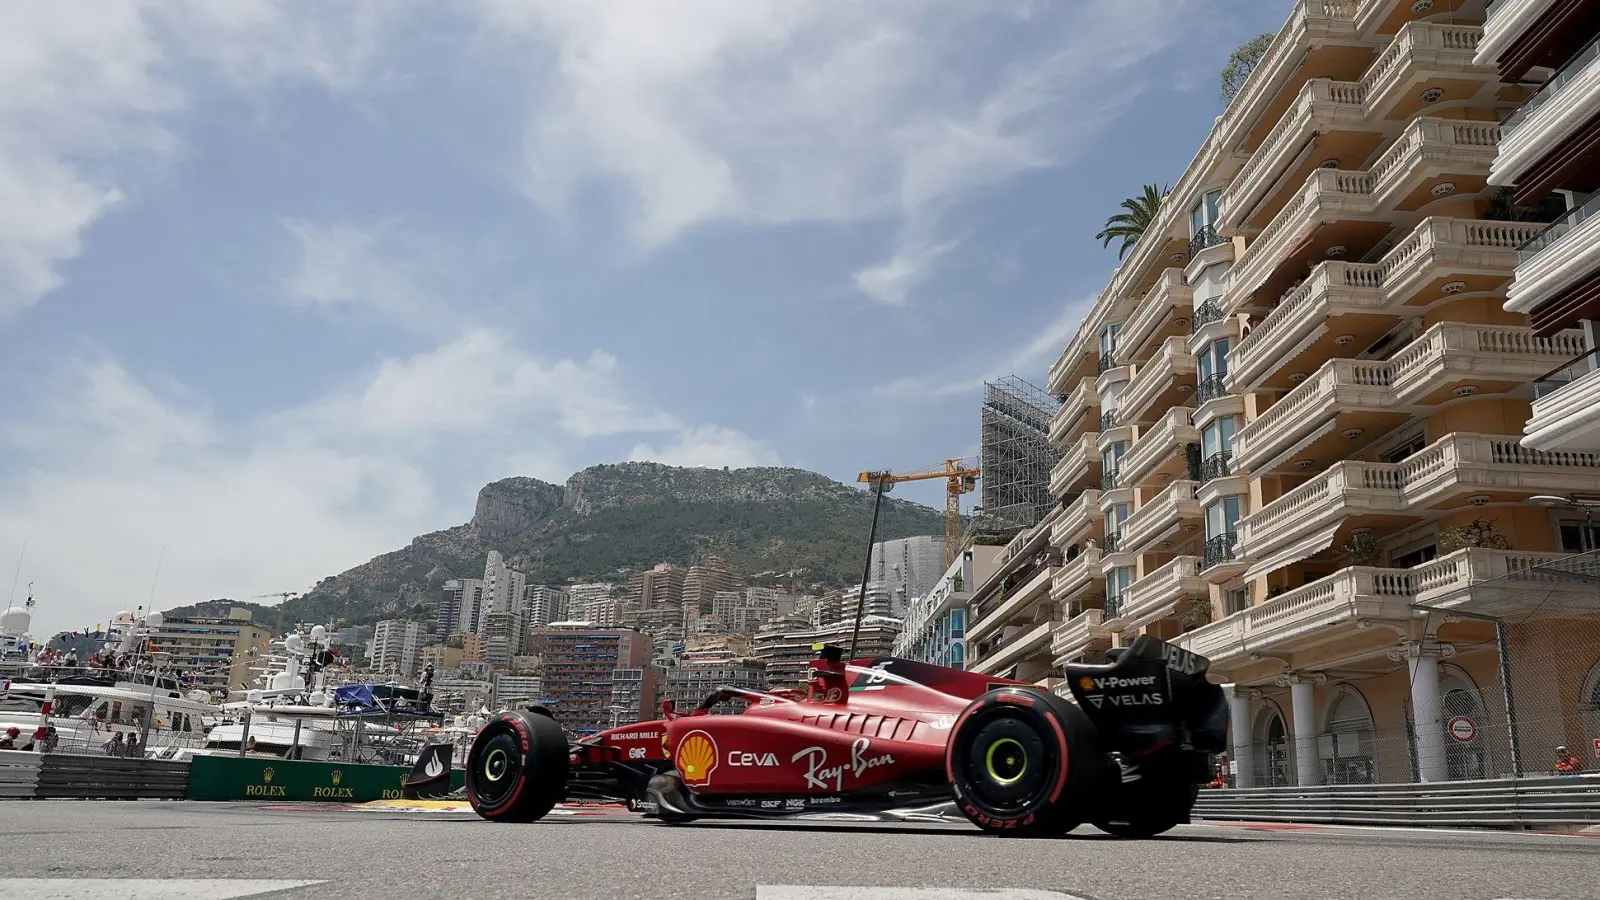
(1093, 779, 1198, 838)
(465, 711, 568, 822)
(946, 686, 1104, 837)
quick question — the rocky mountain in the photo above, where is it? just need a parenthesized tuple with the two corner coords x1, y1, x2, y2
(167, 462, 948, 629)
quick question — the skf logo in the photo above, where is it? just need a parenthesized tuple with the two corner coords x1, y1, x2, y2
(676, 730, 718, 785)
(331, 770, 342, 786)
(262, 767, 275, 783)
(1077, 676, 1095, 691)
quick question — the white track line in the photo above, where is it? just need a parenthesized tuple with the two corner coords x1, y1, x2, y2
(0, 880, 325, 899)
(757, 888, 1091, 900)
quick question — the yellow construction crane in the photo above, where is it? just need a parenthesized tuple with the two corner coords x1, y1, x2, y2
(858, 458, 981, 567)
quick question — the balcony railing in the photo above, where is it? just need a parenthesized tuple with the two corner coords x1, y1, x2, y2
(1187, 224, 1225, 258)
(1200, 450, 1233, 484)
(1104, 593, 1125, 620)
(1534, 347, 1600, 400)
(1100, 468, 1120, 492)
(1501, 36, 1600, 137)
(1098, 352, 1117, 375)
(1190, 298, 1225, 335)
(1100, 410, 1118, 431)
(1203, 532, 1239, 569)
(1194, 373, 1228, 406)
(1517, 192, 1600, 266)
(1103, 531, 1123, 554)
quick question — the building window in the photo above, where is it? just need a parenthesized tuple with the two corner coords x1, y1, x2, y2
(1190, 190, 1221, 237)
(1105, 566, 1133, 614)
(949, 609, 965, 637)
(1196, 339, 1231, 405)
(1200, 416, 1236, 481)
(1392, 544, 1437, 568)
(1204, 497, 1241, 568)
(1224, 585, 1250, 615)
(1380, 431, 1426, 463)
(1560, 520, 1600, 553)
(1322, 688, 1376, 785)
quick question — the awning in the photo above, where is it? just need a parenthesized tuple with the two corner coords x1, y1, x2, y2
(1242, 519, 1344, 582)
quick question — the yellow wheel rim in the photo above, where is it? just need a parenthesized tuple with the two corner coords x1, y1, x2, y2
(984, 737, 1026, 785)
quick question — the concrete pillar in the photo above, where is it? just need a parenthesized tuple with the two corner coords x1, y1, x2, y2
(1224, 684, 1255, 788)
(1289, 677, 1321, 787)
(1404, 643, 1452, 783)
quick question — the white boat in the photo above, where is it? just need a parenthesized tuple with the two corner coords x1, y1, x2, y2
(0, 677, 222, 755)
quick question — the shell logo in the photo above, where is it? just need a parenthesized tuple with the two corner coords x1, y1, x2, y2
(676, 730, 718, 786)
(1078, 676, 1096, 691)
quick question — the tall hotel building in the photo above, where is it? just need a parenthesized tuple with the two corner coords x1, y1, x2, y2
(969, 0, 1600, 788)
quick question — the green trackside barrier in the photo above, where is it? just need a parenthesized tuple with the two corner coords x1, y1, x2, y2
(186, 755, 467, 802)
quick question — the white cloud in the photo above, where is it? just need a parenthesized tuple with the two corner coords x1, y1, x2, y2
(629, 426, 783, 471)
(481, 0, 1197, 302)
(0, 335, 777, 635)
(0, 0, 398, 320)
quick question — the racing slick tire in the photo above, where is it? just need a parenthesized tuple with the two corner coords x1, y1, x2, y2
(946, 685, 1103, 837)
(465, 710, 569, 822)
(1092, 778, 1199, 838)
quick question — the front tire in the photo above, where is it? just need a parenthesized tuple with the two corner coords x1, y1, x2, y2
(465, 711, 568, 822)
(946, 686, 1104, 837)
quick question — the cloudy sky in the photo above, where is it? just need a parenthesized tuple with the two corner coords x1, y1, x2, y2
(1, 0, 1289, 635)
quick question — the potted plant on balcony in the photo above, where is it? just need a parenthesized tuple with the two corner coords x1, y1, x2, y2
(1342, 530, 1384, 566)
(951, 573, 964, 592)
(1179, 597, 1213, 632)
(1438, 519, 1511, 553)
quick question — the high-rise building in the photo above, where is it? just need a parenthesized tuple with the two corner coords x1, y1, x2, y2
(372, 619, 423, 677)
(528, 625, 653, 735)
(870, 536, 947, 611)
(567, 583, 618, 625)
(481, 610, 524, 670)
(439, 578, 484, 636)
(478, 551, 527, 632)
(1012, 1, 1600, 788)
(521, 585, 570, 629)
(627, 563, 686, 609)
(749, 616, 901, 688)
(1479, 3, 1600, 450)
(895, 545, 1004, 671)
(148, 608, 274, 693)
(680, 556, 742, 613)
(664, 659, 766, 712)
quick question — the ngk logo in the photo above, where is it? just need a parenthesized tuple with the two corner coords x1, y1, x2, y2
(1090, 674, 1157, 690)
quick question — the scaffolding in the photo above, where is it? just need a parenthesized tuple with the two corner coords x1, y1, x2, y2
(977, 375, 1063, 534)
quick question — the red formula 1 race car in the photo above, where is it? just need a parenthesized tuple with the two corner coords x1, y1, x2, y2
(462, 635, 1228, 838)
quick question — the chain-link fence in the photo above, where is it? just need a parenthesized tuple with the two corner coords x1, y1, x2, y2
(1413, 550, 1600, 780)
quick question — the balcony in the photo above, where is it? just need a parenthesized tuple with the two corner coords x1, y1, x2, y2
(1050, 547, 1103, 606)
(1239, 432, 1600, 560)
(1525, 349, 1600, 451)
(1220, 78, 1373, 232)
(1494, 38, 1600, 188)
(1050, 489, 1104, 550)
(1227, 169, 1384, 308)
(1049, 377, 1099, 446)
(1119, 480, 1203, 554)
(1363, 117, 1501, 212)
(1120, 336, 1197, 424)
(1190, 298, 1226, 335)
(1475, 0, 1557, 70)
(1050, 608, 1111, 666)
(1506, 192, 1600, 320)
(1118, 407, 1199, 490)
(1188, 225, 1227, 258)
(1234, 324, 1585, 471)
(970, 620, 1054, 677)
(1358, 23, 1489, 122)
(1229, 218, 1549, 392)
(1110, 556, 1209, 633)
(965, 564, 1057, 645)
(1217, 1, 1362, 156)
(1050, 432, 1101, 499)
(1177, 548, 1570, 667)
(1120, 269, 1193, 363)
(1202, 532, 1244, 577)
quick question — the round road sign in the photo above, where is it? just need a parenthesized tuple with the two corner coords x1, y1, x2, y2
(1447, 715, 1477, 743)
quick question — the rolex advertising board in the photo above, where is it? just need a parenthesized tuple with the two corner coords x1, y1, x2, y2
(186, 756, 464, 802)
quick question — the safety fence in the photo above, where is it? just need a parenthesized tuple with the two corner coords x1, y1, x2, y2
(0, 749, 189, 800)
(1194, 773, 1600, 829)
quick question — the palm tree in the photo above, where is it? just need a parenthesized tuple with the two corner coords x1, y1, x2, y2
(1096, 184, 1168, 260)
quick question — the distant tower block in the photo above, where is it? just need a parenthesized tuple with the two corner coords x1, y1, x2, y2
(979, 375, 1063, 532)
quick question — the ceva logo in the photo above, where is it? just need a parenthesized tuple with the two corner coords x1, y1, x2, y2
(727, 750, 778, 766)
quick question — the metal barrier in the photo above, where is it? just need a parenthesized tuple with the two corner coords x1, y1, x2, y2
(0, 750, 191, 800)
(1194, 774, 1600, 829)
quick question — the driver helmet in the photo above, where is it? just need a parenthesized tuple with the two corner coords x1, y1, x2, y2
(4, 727, 18, 736)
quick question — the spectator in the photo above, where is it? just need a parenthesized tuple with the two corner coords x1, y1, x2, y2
(104, 732, 125, 757)
(0, 726, 19, 751)
(1555, 745, 1583, 774)
(37, 727, 59, 754)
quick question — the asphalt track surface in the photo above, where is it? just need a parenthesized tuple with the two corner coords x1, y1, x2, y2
(1, 802, 1596, 900)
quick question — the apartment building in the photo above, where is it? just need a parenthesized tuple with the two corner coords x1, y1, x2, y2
(1019, 0, 1600, 788)
(527, 625, 653, 735)
(870, 536, 948, 608)
(521, 585, 569, 629)
(962, 512, 1069, 693)
(893, 546, 1003, 670)
(371, 619, 423, 677)
(1479, 0, 1600, 450)
(680, 556, 742, 613)
(150, 609, 273, 692)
